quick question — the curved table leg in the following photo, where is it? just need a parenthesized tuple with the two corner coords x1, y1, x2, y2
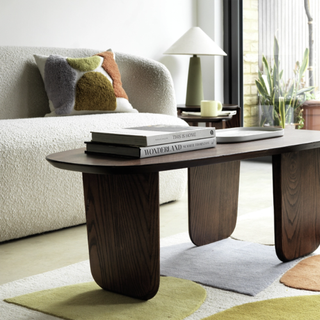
(273, 149, 320, 262)
(188, 161, 240, 246)
(82, 172, 160, 300)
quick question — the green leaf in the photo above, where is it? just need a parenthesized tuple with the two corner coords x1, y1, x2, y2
(287, 83, 294, 97)
(262, 56, 273, 92)
(259, 74, 270, 97)
(255, 80, 270, 99)
(273, 63, 278, 92)
(272, 37, 281, 90)
(285, 105, 294, 124)
(258, 71, 266, 85)
(273, 93, 280, 115)
(262, 56, 270, 73)
(299, 48, 309, 81)
(273, 37, 280, 70)
(288, 96, 294, 111)
(296, 86, 315, 96)
(279, 97, 286, 128)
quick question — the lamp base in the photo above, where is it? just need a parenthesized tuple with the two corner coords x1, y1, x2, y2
(186, 55, 204, 106)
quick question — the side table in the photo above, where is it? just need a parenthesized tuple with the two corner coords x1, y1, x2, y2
(177, 104, 241, 129)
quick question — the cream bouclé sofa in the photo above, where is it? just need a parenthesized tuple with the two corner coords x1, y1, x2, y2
(0, 46, 187, 242)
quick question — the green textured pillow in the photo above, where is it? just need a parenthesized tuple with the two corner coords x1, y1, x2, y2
(34, 50, 138, 116)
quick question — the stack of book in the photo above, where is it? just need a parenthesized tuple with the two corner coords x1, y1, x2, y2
(85, 124, 216, 158)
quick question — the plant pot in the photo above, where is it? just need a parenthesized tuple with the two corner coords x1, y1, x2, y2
(302, 100, 320, 130)
(259, 104, 294, 128)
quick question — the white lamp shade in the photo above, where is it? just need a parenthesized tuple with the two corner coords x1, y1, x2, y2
(164, 27, 227, 56)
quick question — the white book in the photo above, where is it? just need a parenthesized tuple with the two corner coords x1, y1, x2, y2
(91, 124, 215, 147)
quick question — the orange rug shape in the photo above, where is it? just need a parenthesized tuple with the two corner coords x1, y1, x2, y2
(280, 255, 320, 291)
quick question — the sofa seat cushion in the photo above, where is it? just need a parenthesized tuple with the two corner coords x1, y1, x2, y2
(0, 113, 187, 242)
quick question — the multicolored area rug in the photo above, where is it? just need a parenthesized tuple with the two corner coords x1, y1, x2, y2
(2, 233, 320, 320)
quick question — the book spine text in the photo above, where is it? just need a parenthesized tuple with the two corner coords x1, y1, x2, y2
(141, 138, 216, 158)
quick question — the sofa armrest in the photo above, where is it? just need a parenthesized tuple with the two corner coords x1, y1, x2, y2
(115, 52, 177, 116)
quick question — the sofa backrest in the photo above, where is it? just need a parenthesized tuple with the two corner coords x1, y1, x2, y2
(0, 46, 176, 119)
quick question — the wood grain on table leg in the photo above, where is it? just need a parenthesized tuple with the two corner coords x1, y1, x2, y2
(273, 149, 320, 262)
(82, 172, 160, 300)
(188, 161, 240, 246)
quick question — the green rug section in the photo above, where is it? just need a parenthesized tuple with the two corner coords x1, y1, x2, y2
(5, 276, 206, 320)
(204, 295, 320, 320)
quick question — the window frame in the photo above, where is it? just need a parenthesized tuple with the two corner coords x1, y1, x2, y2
(223, 0, 244, 126)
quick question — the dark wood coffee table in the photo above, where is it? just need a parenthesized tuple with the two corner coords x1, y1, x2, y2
(46, 129, 320, 300)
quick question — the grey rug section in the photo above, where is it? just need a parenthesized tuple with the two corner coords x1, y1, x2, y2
(160, 238, 298, 296)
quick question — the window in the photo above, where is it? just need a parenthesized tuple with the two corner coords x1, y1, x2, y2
(223, 0, 244, 126)
(224, 0, 319, 129)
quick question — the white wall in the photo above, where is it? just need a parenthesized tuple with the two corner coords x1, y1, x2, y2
(0, 0, 224, 105)
(198, 0, 225, 102)
(162, 0, 226, 104)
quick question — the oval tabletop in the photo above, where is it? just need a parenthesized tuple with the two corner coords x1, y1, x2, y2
(46, 129, 320, 175)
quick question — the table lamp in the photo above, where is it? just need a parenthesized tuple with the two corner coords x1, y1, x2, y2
(164, 27, 227, 106)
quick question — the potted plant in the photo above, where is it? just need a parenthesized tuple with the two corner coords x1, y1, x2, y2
(255, 36, 314, 129)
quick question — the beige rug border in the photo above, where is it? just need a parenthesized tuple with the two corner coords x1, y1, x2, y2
(231, 206, 274, 245)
